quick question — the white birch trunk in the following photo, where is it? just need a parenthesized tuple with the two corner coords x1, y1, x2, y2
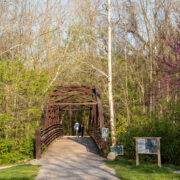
(124, 5, 130, 129)
(108, 0, 116, 146)
(149, 0, 153, 115)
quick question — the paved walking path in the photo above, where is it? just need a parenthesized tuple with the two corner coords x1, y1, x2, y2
(35, 136, 119, 180)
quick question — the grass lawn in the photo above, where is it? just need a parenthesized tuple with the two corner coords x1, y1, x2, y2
(0, 164, 40, 180)
(106, 157, 180, 180)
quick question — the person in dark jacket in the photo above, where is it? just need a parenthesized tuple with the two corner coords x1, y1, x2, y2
(78, 124, 81, 133)
(81, 124, 84, 137)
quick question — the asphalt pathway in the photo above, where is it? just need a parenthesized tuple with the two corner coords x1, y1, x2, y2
(35, 136, 119, 180)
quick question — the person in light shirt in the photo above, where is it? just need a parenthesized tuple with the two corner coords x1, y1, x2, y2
(74, 122, 80, 137)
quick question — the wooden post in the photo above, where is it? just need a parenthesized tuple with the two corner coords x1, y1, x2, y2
(157, 138, 161, 167)
(36, 129, 41, 159)
(135, 138, 139, 166)
(69, 105, 72, 135)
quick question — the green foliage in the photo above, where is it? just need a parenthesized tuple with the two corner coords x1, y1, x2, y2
(67, 23, 95, 50)
(116, 114, 128, 135)
(41, 144, 47, 152)
(106, 157, 180, 180)
(116, 103, 180, 165)
(0, 137, 35, 164)
(0, 59, 49, 164)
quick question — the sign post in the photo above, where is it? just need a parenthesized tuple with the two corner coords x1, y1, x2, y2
(157, 138, 161, 167)
(135, 138, 139, 165)
(135, 137, 161, 167)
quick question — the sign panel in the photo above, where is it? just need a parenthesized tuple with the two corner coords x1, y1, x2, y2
(102, 128, 109, 138)
(137, 138, 158, 154)
(110, 145, 124, 155)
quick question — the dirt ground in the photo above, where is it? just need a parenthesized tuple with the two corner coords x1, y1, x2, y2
(35, 136, 119, 180)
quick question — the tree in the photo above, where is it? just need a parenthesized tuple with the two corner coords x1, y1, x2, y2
(107, 0, 116, 146)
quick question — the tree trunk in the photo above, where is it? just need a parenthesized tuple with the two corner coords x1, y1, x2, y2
(124, 7, 130, 129)
(149, 0, 153, 115)
(108, 0, 116, 146)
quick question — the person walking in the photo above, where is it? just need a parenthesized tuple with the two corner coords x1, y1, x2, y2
(79, 124, 81, 134)
(81, 124, 84, 137)
(74, 122, 80, 137)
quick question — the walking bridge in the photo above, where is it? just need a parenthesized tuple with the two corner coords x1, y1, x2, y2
(35, 86, 109, 159)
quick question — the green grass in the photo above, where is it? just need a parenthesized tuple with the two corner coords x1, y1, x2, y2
(0, 164, 40, 180)
(105, 157, 180, 180)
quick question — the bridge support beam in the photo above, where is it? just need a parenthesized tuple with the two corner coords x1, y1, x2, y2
(36, 129, 41, 159)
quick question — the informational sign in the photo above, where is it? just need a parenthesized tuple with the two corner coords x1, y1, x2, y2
(135, 137, 161, 167)
(137, 138, 158, 154)
(110, 145, 124, 155)
(102, 128, 109, 138)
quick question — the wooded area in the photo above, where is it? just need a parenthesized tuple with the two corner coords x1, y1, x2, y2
(0, 0, 179, 165)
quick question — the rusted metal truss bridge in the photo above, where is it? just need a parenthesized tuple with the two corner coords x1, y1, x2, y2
(35, 86, 108, 159)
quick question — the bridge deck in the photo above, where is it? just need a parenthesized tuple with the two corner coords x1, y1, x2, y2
(35, 136, 119, 180)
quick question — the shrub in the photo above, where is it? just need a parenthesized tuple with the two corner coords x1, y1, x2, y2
(116, 103, 180, 165)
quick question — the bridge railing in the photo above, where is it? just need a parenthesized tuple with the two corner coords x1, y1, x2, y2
(90, 87, 109, 156)
(35, 124, 63, 159)
(91, 127, 109, 156)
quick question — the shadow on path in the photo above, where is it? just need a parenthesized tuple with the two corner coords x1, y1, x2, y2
(36, 136, 119, 180)
(66, 136, 100, 155)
